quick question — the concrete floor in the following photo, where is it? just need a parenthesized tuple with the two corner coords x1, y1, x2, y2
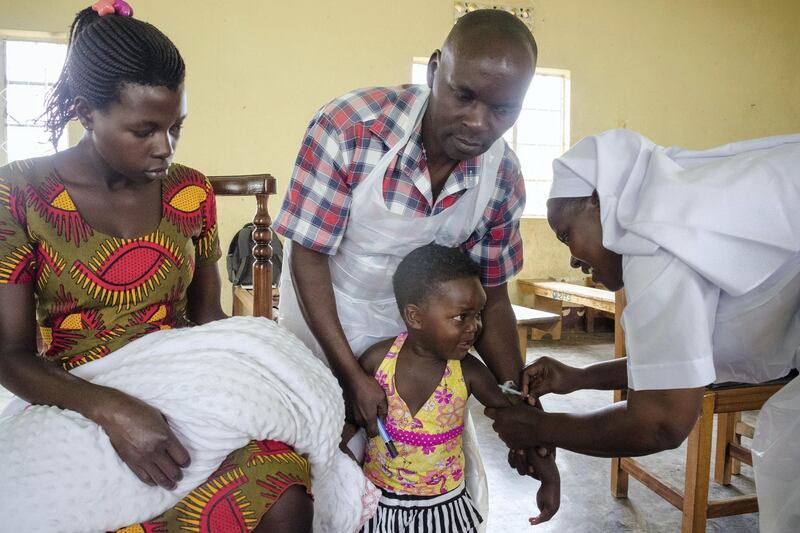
(473, 331, 760, 532)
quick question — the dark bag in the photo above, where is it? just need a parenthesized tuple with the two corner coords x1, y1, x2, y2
(226, 224, 283, 286)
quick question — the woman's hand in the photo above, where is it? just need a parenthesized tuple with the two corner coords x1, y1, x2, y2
(485, 403, 543, 450)
(521, 356, 584, 399)
(343, 371, 388, 438)
(90, 387, 190, 489)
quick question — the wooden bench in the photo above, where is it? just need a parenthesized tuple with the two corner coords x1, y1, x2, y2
(519, 280, 617, 335)
(512, 304, 561, 362)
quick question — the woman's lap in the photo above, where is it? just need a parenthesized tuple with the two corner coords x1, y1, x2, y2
(116, 439, 311, 533)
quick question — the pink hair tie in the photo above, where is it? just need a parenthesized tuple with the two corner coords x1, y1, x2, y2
(92, 0, 134, 17)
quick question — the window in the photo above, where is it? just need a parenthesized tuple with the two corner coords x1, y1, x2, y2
(411, 60, 570, 217)
(1, 37, 68, 166)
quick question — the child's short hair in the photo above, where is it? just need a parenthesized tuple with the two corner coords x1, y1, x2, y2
(393, 243, 481, 312)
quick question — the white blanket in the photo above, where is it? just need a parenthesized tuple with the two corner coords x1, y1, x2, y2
(0, 316, 378, 532)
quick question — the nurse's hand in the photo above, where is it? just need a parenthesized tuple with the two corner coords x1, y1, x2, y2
(485, 403, 543, 450)
(521, 356, 583, 399)
(344, 371, 388, 438)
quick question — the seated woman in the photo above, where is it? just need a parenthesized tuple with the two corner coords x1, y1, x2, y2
(0, 4, 327, 532)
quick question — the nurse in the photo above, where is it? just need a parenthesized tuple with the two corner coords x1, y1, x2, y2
(487, 128, 800, 533)
(273, 8, 537, 521)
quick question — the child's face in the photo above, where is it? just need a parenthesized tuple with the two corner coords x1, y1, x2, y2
(415, 277, 486, 360)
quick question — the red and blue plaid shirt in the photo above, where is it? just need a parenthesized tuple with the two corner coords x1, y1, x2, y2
(273, 85, 525, 286)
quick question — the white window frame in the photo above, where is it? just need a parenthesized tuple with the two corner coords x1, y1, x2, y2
(0, 29, 68, 166)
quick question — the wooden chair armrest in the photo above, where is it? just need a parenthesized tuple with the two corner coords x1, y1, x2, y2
(208, 174, 277, 196)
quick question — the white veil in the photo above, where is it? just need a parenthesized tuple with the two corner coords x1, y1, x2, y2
(550, 129, 800, 296)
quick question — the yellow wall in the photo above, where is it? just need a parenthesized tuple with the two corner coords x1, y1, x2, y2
(3, 0, 798, 308)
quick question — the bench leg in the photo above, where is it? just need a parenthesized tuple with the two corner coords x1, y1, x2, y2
(682, 393, 715, 533)
(585, 307, 598, 333)
(533, 297, 562, 341)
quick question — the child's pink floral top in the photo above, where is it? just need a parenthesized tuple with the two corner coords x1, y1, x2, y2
(363, 332, 467, 496)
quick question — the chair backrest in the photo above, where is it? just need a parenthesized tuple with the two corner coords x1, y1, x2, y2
(208, 174, 277, 319)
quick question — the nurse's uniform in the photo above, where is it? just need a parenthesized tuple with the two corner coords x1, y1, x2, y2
(551, 129, 800, 533)
(279, 88, 503, 527)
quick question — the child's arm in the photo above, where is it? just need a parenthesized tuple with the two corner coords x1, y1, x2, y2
(463, 355, 561, 525)
(461, 353, 512, 409)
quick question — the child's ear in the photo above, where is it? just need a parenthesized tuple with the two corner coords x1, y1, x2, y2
(404, 304, 424, 330)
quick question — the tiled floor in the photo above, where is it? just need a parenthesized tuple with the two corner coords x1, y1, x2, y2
(0, 331, 760, 532)
(474, 331, 759, 532)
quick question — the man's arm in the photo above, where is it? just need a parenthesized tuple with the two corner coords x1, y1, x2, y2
(474, 283, 523, 384)
(468, 151, 526, 385)
(486, 386, 704, 457)
(289, 243, 386, 436)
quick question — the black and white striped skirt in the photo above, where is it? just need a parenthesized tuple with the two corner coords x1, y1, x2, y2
(361, 482, 483, 533)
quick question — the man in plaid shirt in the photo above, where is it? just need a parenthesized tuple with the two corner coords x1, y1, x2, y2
(274, 10, 536, 439)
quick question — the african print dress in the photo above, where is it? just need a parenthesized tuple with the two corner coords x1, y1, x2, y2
(0, 158, 310, 533)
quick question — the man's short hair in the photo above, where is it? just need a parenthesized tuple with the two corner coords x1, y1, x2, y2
(393, 243, 481, 313)
(445, 9, 538, 61)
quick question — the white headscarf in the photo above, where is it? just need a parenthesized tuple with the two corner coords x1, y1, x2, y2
(550, 129, 800, 296)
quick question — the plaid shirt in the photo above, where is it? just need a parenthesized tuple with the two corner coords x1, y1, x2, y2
(274, 85, 525, 286)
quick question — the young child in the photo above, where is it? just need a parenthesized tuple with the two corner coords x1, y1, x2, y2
(357, 243, 560, 532)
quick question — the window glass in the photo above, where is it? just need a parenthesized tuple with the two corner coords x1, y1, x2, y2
(5, 125, 58, 161)
(516, 109, 563, 146)
(515, 144, 563, 181)
(1, 39, 68, 165)
(5, 40, 66, 84)
(5, 83, 50, 125)
(411, 62, 427, 85)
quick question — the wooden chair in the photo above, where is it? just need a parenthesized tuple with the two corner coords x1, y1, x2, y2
(207, 174, 276, 319)
(610, 290, 792, 532)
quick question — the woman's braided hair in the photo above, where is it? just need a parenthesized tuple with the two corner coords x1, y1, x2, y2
(44, 7, 185, 146)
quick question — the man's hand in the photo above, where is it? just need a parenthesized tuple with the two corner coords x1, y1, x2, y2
(485, 403, 543, 450)
(343, 371, 388, 437)
(521, 356, 584, 399)
(90, 387, 190, 489)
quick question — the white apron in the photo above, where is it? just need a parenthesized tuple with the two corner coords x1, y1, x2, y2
(279, 86, 504, 528)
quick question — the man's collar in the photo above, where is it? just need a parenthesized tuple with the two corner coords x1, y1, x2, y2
(367, 85, 428, 147)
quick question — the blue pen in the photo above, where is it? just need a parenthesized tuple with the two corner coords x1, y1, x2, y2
(376, 417, 398, 458)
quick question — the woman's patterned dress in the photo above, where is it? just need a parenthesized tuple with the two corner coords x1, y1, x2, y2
(0, 158, 310, 532)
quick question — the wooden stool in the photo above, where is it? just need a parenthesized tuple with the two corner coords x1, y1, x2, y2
(611, 380, 788, 532)
(511, 304, 561, 362)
